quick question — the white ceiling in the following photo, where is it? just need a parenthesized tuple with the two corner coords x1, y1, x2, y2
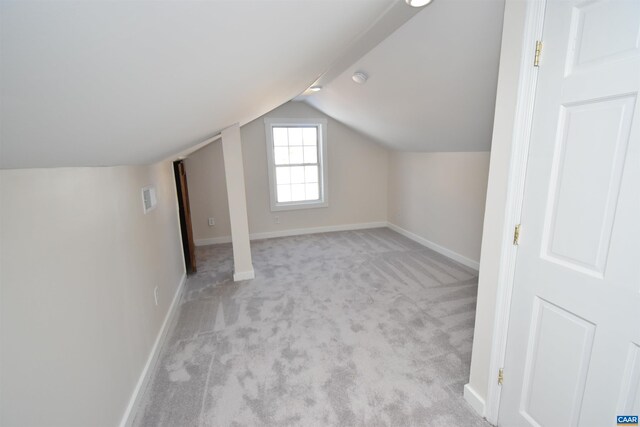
(1, 0, 505, 169)
(0, 0, 397, 169)
(305, 0, 505, 152)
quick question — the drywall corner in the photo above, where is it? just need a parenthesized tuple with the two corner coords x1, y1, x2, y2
(464, 383, 487, 418)
(119, 273, 187, 427)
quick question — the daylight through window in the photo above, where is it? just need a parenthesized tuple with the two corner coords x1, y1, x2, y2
(273, 126, 319, 202)
(265, 118, 328, 211)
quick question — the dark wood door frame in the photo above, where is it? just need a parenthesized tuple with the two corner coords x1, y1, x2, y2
(173, 160, 197, 274)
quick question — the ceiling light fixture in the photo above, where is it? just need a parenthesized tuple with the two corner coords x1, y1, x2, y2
(309, 85, 322, 92)
(405, 0, 433, 7)
(352, 71, 368, 84)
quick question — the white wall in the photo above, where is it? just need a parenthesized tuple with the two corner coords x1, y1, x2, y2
(186, 101, 389, 243)
(387, 152, 490, 266)
(466, 0, 528, 412)
(184, 139, 232, 241)
(0, 161, 185, 426)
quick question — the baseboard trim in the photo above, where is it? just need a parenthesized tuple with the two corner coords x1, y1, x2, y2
(119, 273, 187, 427)
(196, 222, 478, 271)
(195, 221, 387, 246)
(233, 269, 255, 281)
(194, 236, 232, 246)
(463, 383, 486, 418)
(387, 222, 480, 271)
(249, 221, 387, 241)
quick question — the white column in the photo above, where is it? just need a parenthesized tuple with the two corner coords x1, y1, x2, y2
(221, 124, 254, 281)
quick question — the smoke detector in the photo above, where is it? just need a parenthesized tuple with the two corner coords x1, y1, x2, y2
(405, 0, 433, 7)
(352, 71, 368, 84)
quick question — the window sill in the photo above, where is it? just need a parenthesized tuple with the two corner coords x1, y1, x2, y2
(270, 200, 328, 212)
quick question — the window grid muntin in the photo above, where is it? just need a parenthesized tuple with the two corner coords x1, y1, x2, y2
(271, 125, 322, 204)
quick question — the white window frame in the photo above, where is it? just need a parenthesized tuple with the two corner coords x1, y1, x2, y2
(264, 117, 329, 212)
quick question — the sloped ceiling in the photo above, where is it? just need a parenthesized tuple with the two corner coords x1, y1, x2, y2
(0, 0, 397, 169)
(305, 0, 505, 152)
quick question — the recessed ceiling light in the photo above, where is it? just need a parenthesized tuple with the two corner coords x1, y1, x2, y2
(309, 85, 322, 92)
(405, 0, 433, 7)
(352, 72, 368, 84)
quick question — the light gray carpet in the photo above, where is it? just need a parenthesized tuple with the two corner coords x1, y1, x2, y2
(132, 228, 488, 427)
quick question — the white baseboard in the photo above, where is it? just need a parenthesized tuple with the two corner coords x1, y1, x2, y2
(195, 221, 387, 246)
(195, 236, 232, 246)
(386, 222, 480, 271)
(464, 383, 487, 418)
(196, 222, 479, 271)
(119, 273, 187, 427)
(249, 221, 387, 241)
(233, 269, 255, 281)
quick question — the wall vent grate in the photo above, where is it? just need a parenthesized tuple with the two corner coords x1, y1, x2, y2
(142, 185, 157, 214)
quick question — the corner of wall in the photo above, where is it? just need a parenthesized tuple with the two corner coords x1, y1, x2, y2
(463, 383, 486, 418)
(466, 0, 530, 415)
(119, 273, 187, 427)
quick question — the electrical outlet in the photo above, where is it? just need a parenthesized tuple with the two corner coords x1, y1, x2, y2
(208, 217, 215, 226)
(154, 286, 159, 306)
(274, 216, 280, 224)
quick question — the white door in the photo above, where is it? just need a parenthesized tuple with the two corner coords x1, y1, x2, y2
(498, 0, 640, 426)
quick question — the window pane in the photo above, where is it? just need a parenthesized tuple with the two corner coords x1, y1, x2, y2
(303, 127, 317, 146)
(273, 127, 288, 146)
(303, 146, 317, 164)
(304, 165, 318, 183)
(271, 123, 324, 207)
(274, 147, 289, 165)
(276, 166, 291, 185)
(289, 146, 303, 164)
(290, 166, 305, 184)
(288, 128, 303, 146)
(305, 183, 319, 200)
(291, 183, 305, 201)
(277, 184, 291, 202)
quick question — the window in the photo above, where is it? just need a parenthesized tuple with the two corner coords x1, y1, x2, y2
(265, 118, 328, 211)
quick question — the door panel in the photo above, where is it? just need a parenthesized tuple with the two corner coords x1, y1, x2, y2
(499, 0, 640, 426)
(174, 160, 197, 274)
(179, 162, 197, 274)
(520, 299, 595, 427)
(566, 0, 640, 74)
(618, 343, 640, 414)
(542, 94, 635, 276)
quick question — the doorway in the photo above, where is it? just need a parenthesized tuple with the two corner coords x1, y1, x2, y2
(497, 0, 640, 425)
(174, 160, 197, 274)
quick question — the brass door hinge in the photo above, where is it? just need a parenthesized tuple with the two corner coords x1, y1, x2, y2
(498, 368, 504, 385)
(513, 224, 521, 246)
(534, 40, 543, 67)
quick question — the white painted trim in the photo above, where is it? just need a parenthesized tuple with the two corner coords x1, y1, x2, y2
(197, 223, 478, 276)
(195, 236, 232, 246)
(387, 222, 479, 271)
(464, 383, 486, 417)
(264, 117, 329, 212)
(484, 0, 547, 424)
(194, 221, 388, 246)
(166, 132, 222, 163)
(233, 269, 256, 281)
(119, 273, 187, 427)
(249, 221, 387, 241)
